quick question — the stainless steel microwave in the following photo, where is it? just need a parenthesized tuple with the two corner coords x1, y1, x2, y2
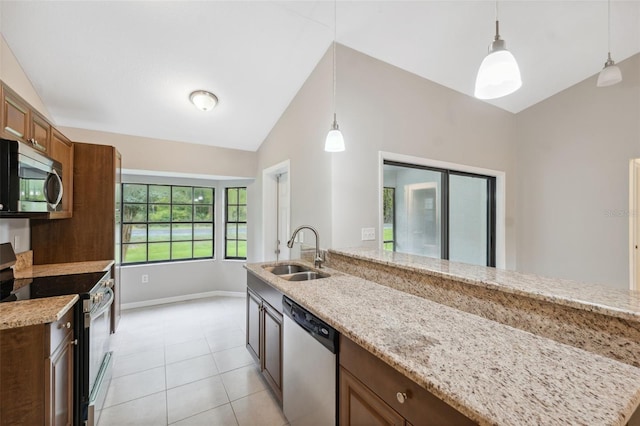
(0, 138, 64, 216)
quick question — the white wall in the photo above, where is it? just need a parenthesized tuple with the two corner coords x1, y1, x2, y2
(59, 127, 257, 179)
(250, 44, 518, 268)
(0, 35, 52, 121)
(515, 53, 640, 289)
(248, 47, 333, 262)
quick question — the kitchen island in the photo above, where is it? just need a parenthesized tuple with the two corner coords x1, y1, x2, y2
(245, 251, 640, 425)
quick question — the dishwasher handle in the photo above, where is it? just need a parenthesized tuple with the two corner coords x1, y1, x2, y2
(283, 296, 338, 354)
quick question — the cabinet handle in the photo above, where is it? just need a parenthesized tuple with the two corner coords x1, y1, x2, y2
(396, 392, 408, 404)
(72, 339, 78, 346)
(58, 321, 71, 329)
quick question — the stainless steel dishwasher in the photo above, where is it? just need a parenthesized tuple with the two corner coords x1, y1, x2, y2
(283, 296, 338, 426)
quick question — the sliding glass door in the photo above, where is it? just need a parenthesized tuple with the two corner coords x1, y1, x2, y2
(383, 161, 496, 267)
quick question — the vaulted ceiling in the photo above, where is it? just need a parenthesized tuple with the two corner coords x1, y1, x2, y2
(1, 1, 639, 152)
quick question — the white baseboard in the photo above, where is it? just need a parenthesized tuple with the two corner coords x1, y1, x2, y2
(122, 290, 245, 310)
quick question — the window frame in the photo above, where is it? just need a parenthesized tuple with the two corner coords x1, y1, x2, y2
(120, 183, 215, 265)
(224, 186, 247, 260)
(383, 160, 497, 267)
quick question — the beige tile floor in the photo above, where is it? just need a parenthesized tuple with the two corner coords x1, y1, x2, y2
(98, 296, 288, 426)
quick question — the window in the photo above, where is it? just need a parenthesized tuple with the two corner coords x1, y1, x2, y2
(121, 184, 214, 264)
(383, 161, 496, 267)
(383, 187, 395, 251)
(225, 187, 247, 259)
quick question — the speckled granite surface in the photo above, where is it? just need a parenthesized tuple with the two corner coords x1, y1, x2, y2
(245, 261, 640, 425)
(1, 259, 113, 330)
(0, 295, 78, 330)
(328, 250, 640, 367)
(330, 248, 640, 322)
(13, 260, 113, 279)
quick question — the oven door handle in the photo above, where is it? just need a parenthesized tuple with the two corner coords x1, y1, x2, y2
(89, 287, 114, 320)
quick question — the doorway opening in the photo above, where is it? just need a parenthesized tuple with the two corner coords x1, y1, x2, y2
(262, 160, 290, 263)
(631, 158, 640, 291)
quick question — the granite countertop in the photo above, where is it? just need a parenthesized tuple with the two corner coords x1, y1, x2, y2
(1, 259, 114, 330)
(331, 248, 640, 323)
(245, 260, 640, 426)
(0, 295, 78, 330)
(13, 259, 114, 279)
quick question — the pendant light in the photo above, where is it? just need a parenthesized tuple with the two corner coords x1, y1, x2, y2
(324, 0, 345, 152)
(597, 0, 622, 87)
(474, 2, 522, 100)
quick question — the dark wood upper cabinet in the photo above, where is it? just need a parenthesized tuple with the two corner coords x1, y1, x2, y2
(1, 83, 30, 141)
(29, 110, 51, 153)
(1, 81, 75, 218)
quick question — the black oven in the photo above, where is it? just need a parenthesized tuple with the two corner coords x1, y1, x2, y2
(0, 249, 114, 426)
(0, 138, 64, 216)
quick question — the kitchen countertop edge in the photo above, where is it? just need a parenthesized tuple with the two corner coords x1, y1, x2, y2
(0, 294, 78, 330)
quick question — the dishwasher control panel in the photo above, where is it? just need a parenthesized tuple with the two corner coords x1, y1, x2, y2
(283, 296, 338, 353)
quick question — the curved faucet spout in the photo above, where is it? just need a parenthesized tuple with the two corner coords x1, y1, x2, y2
(287, 225, 324, 268)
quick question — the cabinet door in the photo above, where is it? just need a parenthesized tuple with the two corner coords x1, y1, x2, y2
(262, 302, 282, 401)
(46, 331, 74, 426)
(30, 111, 51, 153)
(340, 367, 406, 426)
(1, 84, 29, 141)
(49, 129, 74, 217)
(246, 288, 261, 363)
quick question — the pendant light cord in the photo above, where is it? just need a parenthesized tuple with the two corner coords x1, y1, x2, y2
(607, 0, 611, 54)
(332, 0, 337, 116)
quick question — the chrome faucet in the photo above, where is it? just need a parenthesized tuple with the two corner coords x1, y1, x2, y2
(287, 225, 324, 268)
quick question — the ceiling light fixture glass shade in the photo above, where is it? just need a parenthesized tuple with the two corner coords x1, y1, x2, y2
(189, 90, 218, 111)
(597, 54, 622, 87)
(474, 20, 522, 100)
(597, 0, 622, 87)
(325, 113, 345, 152)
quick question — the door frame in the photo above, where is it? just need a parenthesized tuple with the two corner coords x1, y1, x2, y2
(262, 160, 291, 263)
(630, 158, 640, 291)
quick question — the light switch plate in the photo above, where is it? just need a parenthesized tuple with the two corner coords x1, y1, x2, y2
(361, 227, 375, 241)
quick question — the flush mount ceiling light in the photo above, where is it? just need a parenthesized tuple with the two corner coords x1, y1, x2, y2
(597, 0, 622, 87)
(189, 90, 218, 111)
(474, 2, 522, 100)
(324, 0, 345, 153)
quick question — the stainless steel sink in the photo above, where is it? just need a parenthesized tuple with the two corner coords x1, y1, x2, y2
(264, 264, 310, 275)
(281, 271, 330, 281)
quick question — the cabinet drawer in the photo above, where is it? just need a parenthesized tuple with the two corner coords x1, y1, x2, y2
(339, 335, 475, 425)
(48, 308, 74, 354)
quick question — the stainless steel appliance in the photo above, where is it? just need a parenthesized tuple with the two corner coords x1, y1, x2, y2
(0, 138, 64, 216)
(282, 296, 338, 426)
(0, 243, 114, 426)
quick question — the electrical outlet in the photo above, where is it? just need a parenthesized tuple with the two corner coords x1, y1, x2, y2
(296, 231, 304, 244)
(141, 274, 149, 284)
(361, 227, 376, 241)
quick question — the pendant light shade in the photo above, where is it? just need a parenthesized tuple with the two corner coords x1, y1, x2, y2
(597, 54, 622, 87)
(475, 20, 522, 100)
(325, 113, 345, 152)
(597, 0, 622, 87)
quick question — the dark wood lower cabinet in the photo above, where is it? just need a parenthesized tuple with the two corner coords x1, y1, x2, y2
(0, 308, 75, 426)
(340, 367, 406, 426)
(262, 302, 282, 396)
(339, 335, 476, 426)
(246, 273, 284, 402)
